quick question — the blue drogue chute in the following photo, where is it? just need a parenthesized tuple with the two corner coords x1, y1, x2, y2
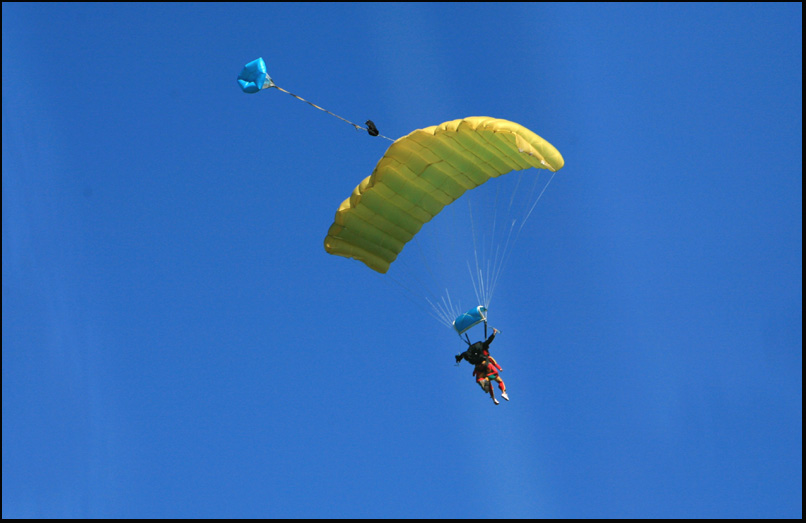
(238, 57, 274, 93)
(453, 306, 488, 336)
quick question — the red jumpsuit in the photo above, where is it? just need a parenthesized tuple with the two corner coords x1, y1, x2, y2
(473, 347, 506, 397)
(473, 357, 502, 383)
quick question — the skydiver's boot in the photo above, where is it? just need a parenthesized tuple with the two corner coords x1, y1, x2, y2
(492, 397, 500, 405)
(501, 391, 509, 401)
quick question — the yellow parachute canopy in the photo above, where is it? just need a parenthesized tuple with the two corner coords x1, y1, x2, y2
(324, 117, 565, 273)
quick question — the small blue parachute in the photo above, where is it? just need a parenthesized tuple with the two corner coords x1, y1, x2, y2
(237, 57, 274, 93)
(453, 306, 488, 336)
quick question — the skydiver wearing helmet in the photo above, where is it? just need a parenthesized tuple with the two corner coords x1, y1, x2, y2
(455, 328, 509, 405)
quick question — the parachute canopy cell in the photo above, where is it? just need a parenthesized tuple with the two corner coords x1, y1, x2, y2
(238, 57, 273, 93)
(453, 306, 488, 335)
(324, 117, 565, 273)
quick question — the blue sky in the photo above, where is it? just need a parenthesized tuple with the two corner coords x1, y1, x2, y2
(2, 3, 801, 518)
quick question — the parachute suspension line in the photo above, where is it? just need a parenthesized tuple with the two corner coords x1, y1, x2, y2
(486, 219, 517, 310)
(413, 235, 444, 302)
(425, 296, 454, 329)
(485, 246, 498, 308)
(388, 234, 462, 329)
(472, 174, 514, 310)
(403, 234, 445, 306)
(476, 172, 520, 310)
(485, 179, 507, 310)
(467, 197, 487, 307)
(433, 291, 453, 328)
(271, 85, 395, 142)
(425, 287, 462, 330)
(445, 288, 460, 326)
(366, 232, 454, 329)
(484, 252, 498, 309)
(467, 261, 483, 308)
(519, 170, 557, 236)
(485, 172, 531, 308)
(487, 170, 557, 304)
(381, 261, 453, 328)
(507, 170, 526, 216)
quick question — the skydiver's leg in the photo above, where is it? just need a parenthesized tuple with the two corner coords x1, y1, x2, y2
(488, 373, 508, 401)
(494, 376, 509, 401)
(486, 378, 497, 403)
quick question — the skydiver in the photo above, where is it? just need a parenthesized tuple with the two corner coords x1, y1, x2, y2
(455, 328, 509, 404)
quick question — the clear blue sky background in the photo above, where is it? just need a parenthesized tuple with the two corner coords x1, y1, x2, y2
(3, 3, 801, 518)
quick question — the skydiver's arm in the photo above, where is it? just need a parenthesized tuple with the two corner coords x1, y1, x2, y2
(482, 331, 496, 350)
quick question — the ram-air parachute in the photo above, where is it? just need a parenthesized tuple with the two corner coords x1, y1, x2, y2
(323, 117, 564, 274)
